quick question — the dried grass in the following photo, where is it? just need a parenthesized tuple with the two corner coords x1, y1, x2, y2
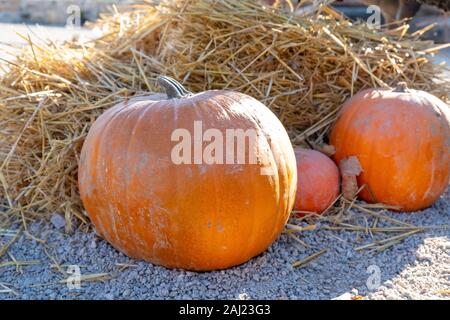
(156, 0, 450, 145)
(0, 0, 448, 235)
(287, 193, 450, 261)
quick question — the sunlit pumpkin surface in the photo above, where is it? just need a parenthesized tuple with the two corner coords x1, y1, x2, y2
(331, 86, 450, 211)
(78, 82, 297, 271)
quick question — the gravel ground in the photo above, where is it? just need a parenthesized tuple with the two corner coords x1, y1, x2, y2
(0, 191, 448, 300)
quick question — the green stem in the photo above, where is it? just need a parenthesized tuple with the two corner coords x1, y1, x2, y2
(157, 76, 192, 99)
(393, 82, 409, 93)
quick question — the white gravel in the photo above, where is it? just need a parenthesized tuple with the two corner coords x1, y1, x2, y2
(0, 191, 448, 300)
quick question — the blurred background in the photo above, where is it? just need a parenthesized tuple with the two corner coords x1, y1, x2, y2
(0, 0, 449, 65)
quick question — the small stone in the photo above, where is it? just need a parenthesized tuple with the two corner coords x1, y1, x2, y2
(50, 213, 66, 230)
(160, 288, 169, 296)
(89, 239, 97, 249)
(416, 252, 432, 262)
(105, 293, 115, 300)
(176, 274, 184, 282)
(238, 293, 250, 300)
(122, 289, 131, 297)
(332, 292, 352, 300)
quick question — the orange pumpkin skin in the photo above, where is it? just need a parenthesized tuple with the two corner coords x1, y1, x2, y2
(78, 78, 297, 271)
(293, 148, 339, 215)
(330, 86, 450, 211)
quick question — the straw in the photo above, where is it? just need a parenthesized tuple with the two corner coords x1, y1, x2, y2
(29, 272, 111, 288)
(59, 273, 111, 284)
(0, 228, 21, 258)
(292, 248, 328, 268)
(0, 0, 448, 239)
(0, 282, 17, 296)
(287, 194, 449, 257)
(0, 259, 40, 268)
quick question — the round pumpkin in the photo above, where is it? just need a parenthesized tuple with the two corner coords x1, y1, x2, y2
(78, 76, 297, 271)
(330, 83, 450, 211)
(293, 148, 340, 215)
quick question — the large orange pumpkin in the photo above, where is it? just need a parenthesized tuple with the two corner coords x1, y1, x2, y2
(330, 83, 450, 211)
(78, 76, 297, 271)
(293, 148, 339, 215)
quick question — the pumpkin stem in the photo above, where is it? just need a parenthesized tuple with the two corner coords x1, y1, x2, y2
(393, 82, 409, 93)
(157, 76, 192, 99)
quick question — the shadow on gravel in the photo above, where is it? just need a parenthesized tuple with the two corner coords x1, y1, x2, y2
(0, 191, 448, 300)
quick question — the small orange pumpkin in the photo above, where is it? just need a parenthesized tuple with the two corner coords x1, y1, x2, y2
(293, 148, 340, 215)
(78, 76, 297, 271)
(330, 83, 450, 211)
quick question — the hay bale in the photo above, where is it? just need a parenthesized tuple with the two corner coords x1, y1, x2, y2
(0, 0, 448, 228)
(156, 0, 449, 140)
